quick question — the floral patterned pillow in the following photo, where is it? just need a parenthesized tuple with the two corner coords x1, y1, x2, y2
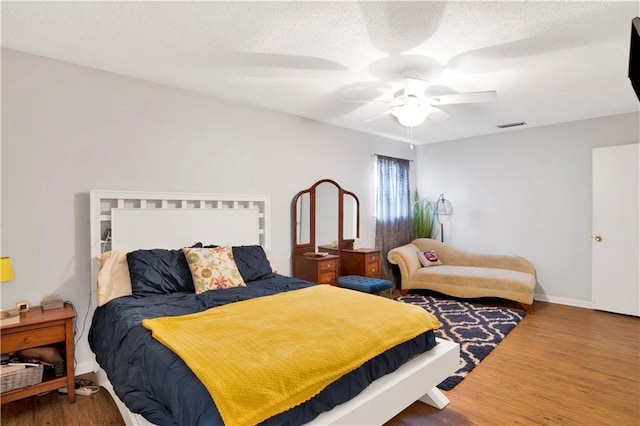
(182, 246, 246, 294)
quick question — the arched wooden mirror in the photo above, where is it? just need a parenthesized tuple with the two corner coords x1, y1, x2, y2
(292, 179, 379, 286)
(292, 179, 360, 257)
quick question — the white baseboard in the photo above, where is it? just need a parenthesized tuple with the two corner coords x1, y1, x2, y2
(534, 293, 592, 309)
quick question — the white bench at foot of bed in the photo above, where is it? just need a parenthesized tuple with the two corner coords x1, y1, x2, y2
(97, 338, 459, 426)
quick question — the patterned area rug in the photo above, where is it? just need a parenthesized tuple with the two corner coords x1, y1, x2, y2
(396, 294, 526, 390)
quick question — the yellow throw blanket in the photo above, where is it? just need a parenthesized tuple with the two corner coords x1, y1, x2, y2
(142, 285, 440, 426)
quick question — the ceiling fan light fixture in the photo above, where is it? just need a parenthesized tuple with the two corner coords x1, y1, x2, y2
(391, 104, 428, 127)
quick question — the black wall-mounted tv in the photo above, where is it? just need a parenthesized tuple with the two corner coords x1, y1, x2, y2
(630, 17, 640, 101)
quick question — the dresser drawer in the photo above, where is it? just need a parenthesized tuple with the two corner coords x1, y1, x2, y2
(319, 259, 337, 271)
(1, 325, 66, 353)
(366, 253, 380, 263)
(318, 271, 337, 285)
(365, 261, 380, 278)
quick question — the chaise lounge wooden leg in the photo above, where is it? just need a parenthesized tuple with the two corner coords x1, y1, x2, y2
(400, 289, 410, 295)
(520, 302, 534, 314)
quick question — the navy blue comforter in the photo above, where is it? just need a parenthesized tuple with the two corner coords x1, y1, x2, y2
(89, 276, 435, 425)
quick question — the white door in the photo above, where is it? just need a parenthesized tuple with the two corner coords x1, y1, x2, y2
(592, 144, 639, 316)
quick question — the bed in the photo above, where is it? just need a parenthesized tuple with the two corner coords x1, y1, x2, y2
(88, 190, 459, 426)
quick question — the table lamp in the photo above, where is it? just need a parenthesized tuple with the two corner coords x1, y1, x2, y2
(1, 257, 20, 325)
(1, 257, 15, 282)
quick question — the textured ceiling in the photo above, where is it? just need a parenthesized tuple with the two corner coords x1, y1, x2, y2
(2, 1, 639, 145)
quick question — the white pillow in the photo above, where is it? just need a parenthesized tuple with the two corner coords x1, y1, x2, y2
(261, 245, 278, 273)
(96, 250, 133, 306)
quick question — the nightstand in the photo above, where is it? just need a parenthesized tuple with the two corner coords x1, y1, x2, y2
(0, 304, 76, 404)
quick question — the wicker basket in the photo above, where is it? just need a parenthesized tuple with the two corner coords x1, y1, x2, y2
(0, 363, 44, 393)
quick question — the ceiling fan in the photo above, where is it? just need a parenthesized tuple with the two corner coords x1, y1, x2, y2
(345, 76, 497, 127)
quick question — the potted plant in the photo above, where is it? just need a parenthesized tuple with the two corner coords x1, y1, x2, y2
(412, 198, 435, 239)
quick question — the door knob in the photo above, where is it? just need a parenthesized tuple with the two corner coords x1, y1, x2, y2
(594, 235, 602, 242)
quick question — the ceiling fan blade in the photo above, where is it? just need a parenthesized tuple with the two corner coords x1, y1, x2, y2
(404, 77, 430, 98)
(363, 107, 393, 123)
(213, 51, 346, 71)
(425, 105, 450, 121)
(335, 99, 389, 104)
(428, 90, 497, 105)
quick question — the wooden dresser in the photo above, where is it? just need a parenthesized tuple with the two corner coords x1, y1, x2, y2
(340, 248, 381, 278)
(318, 246, 381, 279)
(0, 304, 76, 404)
(292, 254, 339, 285)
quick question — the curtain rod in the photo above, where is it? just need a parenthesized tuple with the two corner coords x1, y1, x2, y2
(371, 153, 414, 162)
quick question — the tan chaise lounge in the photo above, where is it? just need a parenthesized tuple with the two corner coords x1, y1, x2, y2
(388, 238, 536, 314)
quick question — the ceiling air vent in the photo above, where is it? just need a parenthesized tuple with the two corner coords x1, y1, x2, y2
(497, 122, 527, 129)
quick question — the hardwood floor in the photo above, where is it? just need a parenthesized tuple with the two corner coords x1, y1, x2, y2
(1, 372, 124, 426)
(387, 301, 640, 425)
(1, 301, 638, 425)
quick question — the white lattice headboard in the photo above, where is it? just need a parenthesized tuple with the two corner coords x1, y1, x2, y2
(89, 190, 270, 307)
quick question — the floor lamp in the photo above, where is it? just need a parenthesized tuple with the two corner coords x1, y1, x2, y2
(436, 194, 453, 243)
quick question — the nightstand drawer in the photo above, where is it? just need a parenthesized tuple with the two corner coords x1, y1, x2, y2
(1, 325, 66, 353)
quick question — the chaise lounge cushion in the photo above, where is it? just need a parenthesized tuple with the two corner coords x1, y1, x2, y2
(387, 239, 536, 312)
(412, 265, 535, 303)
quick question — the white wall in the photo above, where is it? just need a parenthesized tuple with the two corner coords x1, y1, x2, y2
(0, 49, 416, 372)
(3, 47, 636, 374)
(415, 112, 640, 307)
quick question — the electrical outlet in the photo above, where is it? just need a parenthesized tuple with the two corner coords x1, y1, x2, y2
(16, 301, 30, 313)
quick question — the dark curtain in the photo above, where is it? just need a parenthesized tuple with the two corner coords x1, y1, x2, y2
(375, 155, 413, 285)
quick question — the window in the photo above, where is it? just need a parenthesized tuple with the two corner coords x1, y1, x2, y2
(374, 155, 413, 281)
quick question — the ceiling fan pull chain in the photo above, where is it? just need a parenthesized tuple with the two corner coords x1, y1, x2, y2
(409, 126, 414, 150)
